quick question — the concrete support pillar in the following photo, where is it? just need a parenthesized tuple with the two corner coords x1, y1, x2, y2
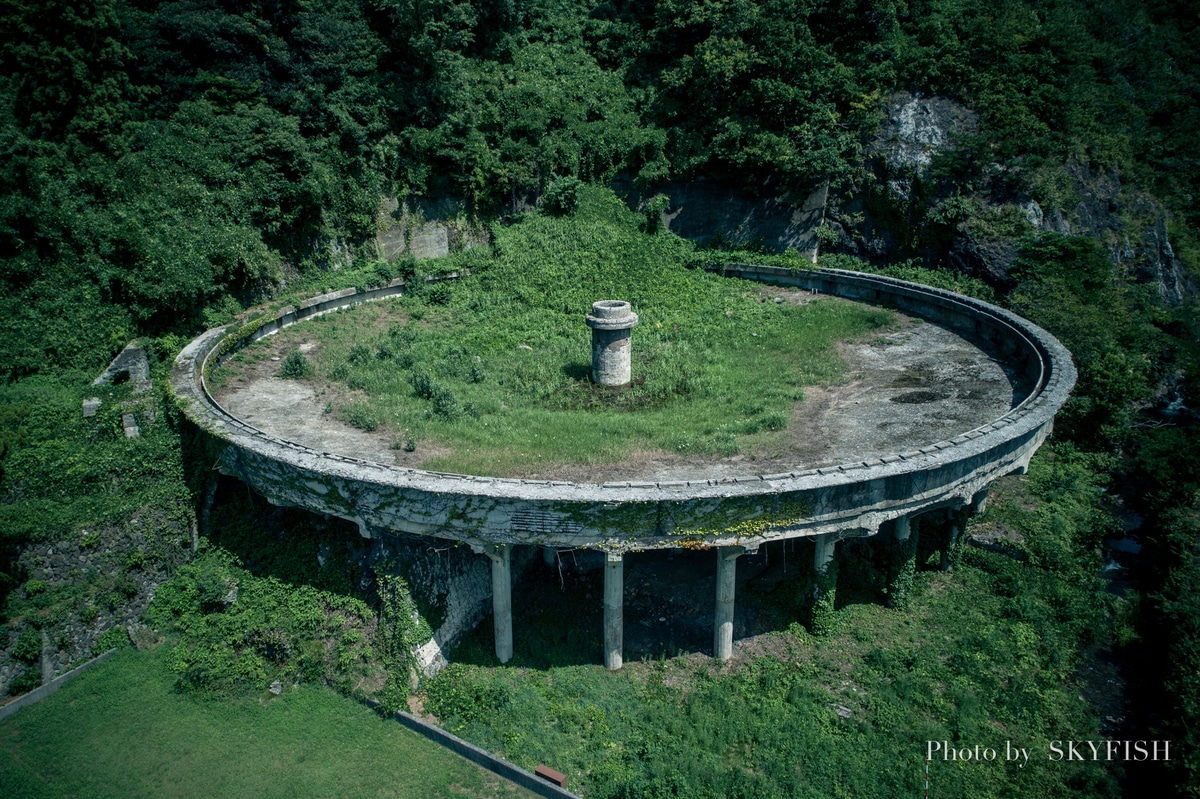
(713, 546, 746, 661)
(483, 545, 513, 664)
(970, 488, 990, 515)
(604, 552, 624, 671)
(542, 546, 557, 566)
(941, 509, 966, 572)
(887, 515, 918, 609)
(810, 534, 838, 636)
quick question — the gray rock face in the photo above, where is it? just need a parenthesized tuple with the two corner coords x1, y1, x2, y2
(853, 94, 1194, 305)
(1057, 161, 1194, 305)
(949, 161, 1196, 303)
(869, 93, 979, 201)
(947, 236, 1019, 288)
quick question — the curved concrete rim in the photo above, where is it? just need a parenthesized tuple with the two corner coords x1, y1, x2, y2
(172, 266, 1075, 509)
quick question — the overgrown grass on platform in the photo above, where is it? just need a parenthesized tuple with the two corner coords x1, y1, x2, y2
(216, 187, 894, 476)
(0, 647, 534, 799)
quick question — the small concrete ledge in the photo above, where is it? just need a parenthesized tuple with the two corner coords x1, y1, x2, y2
(364, 699, 583, 799)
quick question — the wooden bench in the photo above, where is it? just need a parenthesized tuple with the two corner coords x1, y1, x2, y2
(534, 764, 567, 789)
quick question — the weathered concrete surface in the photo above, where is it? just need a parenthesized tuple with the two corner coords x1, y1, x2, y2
(376, 197, 488, 261)
(586, 300, 638, 387)
(713, 546, 746, 661)
(604, 552, 624, 670)
(172, 267, 1075, 556)
(84, 341, 154, 420)
(94, 342, 151, 387)
(218, 377, 402, 466)
(614, 179, 827, 259)
(375, 533, 527, 676)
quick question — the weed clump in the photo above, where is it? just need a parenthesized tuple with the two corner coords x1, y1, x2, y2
(279, 350, 311, 379)
(341, 403, 379, 432)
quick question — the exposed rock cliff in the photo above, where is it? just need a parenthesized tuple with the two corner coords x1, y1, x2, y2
(375, 181, 829, 264)
(826, 91, 1195, 304)
(867, 93, 980, 203)
(615, 178, 827, 260)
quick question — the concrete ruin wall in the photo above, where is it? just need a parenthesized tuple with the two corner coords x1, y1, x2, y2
(379, 534, 536, 675)
(613, 180, 828, 260)
(376, 197, 489, 261)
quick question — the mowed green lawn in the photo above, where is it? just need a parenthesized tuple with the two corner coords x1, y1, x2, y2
(0, 647, 535, 799)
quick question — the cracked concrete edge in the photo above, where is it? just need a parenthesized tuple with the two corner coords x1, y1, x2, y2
(171, 268, 1075, 549)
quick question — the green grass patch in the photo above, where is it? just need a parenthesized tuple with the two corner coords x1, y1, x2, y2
(218, 188, 894, 476)
(0, 375, 194, 626)
(0, 647, 535, 799)
(416, 447, 1123, 798)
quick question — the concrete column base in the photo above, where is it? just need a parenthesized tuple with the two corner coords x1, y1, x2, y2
(604, 552, 624, 670)
(813, 534, 837, 575)
(941, 509, 967, 572)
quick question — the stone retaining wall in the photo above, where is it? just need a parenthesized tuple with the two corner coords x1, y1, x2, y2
(0, 649, 116, 723)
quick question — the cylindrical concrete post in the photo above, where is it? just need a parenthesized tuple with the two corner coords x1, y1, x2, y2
(714, 546, 745, 660)
(604, 552, 624, 670)
(888, 515, 918, 609)
(585, 301, 638, 386)
(487, 546, 513, 664)
(542, 546, 557, 566)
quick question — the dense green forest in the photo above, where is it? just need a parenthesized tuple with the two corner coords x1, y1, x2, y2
(1, 0, 1198, 796)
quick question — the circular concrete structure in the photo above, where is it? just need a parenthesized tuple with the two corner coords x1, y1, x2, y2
(173, 266, 1074, 552)
(172, 265, 1076, 666)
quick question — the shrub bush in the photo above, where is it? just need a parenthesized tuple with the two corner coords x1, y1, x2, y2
(342, 403, 379, 432)
(13, 627, 41, 663)
(541, 176, 582, 216)
(280, 351, 311, 379)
